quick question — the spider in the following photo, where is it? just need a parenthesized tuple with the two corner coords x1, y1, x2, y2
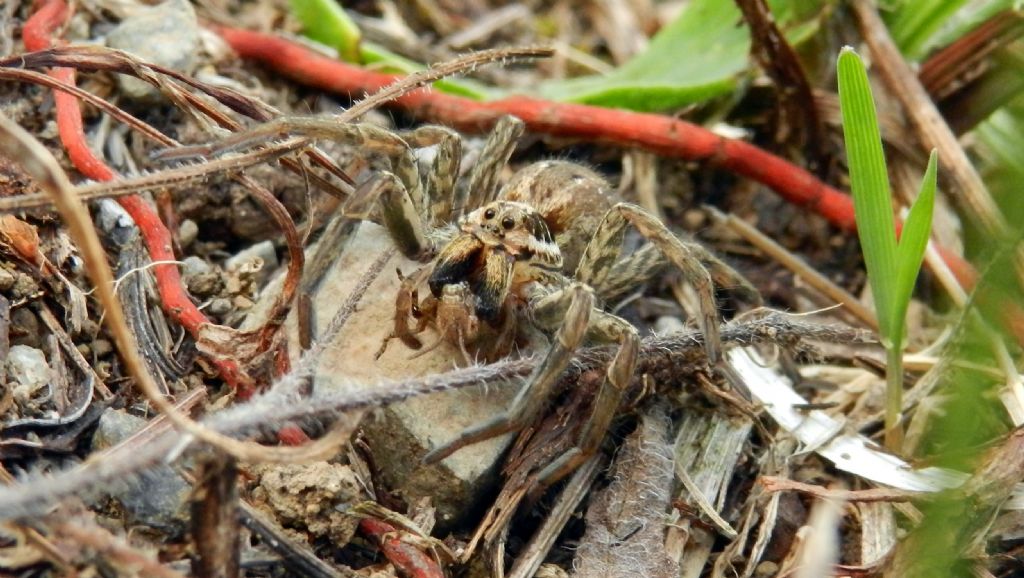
(160, 113, 758, 485)
(346, 115, 760, 486)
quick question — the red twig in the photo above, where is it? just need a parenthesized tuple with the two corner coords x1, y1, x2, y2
(358, 518, 445, 578)
(24, 0, 253, 396)
(212, 26, 1024, 342)
(211, 30, 973, 278)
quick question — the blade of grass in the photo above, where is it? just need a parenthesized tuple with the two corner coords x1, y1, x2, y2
(289, 0, 361, 63)
(838, 47, 899, 345)
(288, 0, 489, 99)
(893, 150, 938, 345)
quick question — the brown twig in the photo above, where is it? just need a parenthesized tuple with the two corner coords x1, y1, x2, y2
(735, 0, 827, 171)
(0, 313, 865, 521)
(759, 476, 922, 503)
(190, 455, 241, 578)
(0, 112, 348, 463)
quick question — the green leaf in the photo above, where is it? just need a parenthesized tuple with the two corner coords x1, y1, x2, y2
(883, 0, 1016, 60)
(883, 0, 969, 60)
(838, 47, 899, 343)
(288, 0, 361, 63)
(892, 150, 937, 347)
(532, 0, 750, 111)
(359, 43, 491, 100)
(288, 1, 489, 99)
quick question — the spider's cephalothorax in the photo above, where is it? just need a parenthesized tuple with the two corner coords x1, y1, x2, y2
(349, 116, 759, 486)
(429, 200, 563, 322)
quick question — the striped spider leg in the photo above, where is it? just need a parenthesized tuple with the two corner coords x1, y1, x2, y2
(357, 116, 526, 357)
(422, 162, 760, 488)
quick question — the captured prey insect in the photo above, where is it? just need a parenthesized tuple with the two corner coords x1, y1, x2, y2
(350, 115, 761, 487)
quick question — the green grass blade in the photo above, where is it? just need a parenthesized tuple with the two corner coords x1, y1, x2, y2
(884, 0, 969, 59)
(838, 47, 899, 343)
(288, 0, 488, 99)
(288, 0, 361, 63)
(892, 150, 938, 346)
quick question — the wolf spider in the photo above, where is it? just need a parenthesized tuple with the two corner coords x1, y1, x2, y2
(169, 114, 757, 485)
(337, 115, 760, 486)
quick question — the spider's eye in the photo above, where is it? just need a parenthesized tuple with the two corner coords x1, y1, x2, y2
(484, 209, 496, 220)
(501, 217, 516, 230)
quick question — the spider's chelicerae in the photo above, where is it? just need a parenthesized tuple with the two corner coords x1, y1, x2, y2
(346, 115, 760, 486)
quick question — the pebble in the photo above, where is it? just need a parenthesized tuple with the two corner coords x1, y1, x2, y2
(0, 267, 15, 291)
(6, 345, 51, 401)
(177, 219, 198, 248)
(10, 309, 41, 348)
(182, 256, 223, 297)
(91, 339, 113, 358)
(91, 409, 191, 531)
(225, 240, 277, 285)
(207, 297, 232, 316)
(105, 0, 200, 100)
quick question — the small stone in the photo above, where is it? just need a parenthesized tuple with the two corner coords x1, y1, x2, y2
(249, 462, 363, 545)
(207, 298, 232, 316)
(10, 309, 41, 348)
(91, 339, 113, 358)
(0, 267, 15, 291)
(682, 208, 706, 230)
(244, 224, 517, 529)
(6, 345, 51, 402)
(226, 240, 277, 285)
(10, 272, 39, 301)
(182, 257, 222, 296)
(232, 295, 254, 310)
(181, 255, 212, 277)
(186, 272, 223, 297)
(178, 219, 198, 248)
(92, 409, 191, 531)
(653, 315, 686, 336)
(105, 0, 200, 100)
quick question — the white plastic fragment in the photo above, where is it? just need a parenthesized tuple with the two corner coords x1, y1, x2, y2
(728, 348, 1024, 509)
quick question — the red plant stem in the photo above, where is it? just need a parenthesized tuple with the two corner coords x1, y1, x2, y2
(212, 28, 978, 282)
(25, 0, 253, 396)
(358, 518, 445, 578)
(211, 26, 1024, 342)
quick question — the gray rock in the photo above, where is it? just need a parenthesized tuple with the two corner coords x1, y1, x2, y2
(225, 240, 278, 286)
(7, 345, 51, 404)
(178, 219, 198, 248)
(105, 0, 199, 100)
(92, 410, 192, 532)
(181, 255, 212, 277)
(0, 267, 16, 291)
(244, 223, 519, 529)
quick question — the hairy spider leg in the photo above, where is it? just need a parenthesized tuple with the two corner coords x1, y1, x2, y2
(457, 116, 525, 217)
(399, 125, 462, 225)
(532, 307, 640, 487)
(597, 235, 762, 306)
(576, 203, 724, 363)
(422, 284, 596, 465)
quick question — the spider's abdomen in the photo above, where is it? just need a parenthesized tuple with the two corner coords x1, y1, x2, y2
(498, 160, 616, 273)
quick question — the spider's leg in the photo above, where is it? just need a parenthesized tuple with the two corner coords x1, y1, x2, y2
(422, 284, 595, 465)
(343, 172, 428, 259)
(457, 115, 525, 216)
(402, 126, 463, 224)
(598, 238, 761, 306)
(576, 203, 730, 363)
(535, 310, 639, 487)
(596, 244, 666, 302)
